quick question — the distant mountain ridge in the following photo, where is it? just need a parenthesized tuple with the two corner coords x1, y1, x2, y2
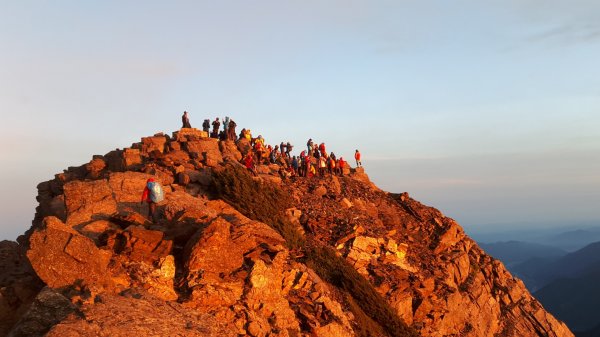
(477, 238, 600, 336)
(472, 226, 600, 252)
(479, 241, 566, 267)
(514, 241, 600, 290)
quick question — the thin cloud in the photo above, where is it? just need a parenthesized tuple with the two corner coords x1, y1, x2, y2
(412, 178, 484, 187)
(527, 22, 600, 44)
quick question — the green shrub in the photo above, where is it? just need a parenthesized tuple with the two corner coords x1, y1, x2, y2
(210, 164, 305, 249)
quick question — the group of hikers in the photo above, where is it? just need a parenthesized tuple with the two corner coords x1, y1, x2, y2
(242, 137, 362, 180)
(181, 111, 362, 180)
(140, 111, 364, 220)
(183, 111, 238, 141)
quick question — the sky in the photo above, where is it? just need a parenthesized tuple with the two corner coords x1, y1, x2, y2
(1, 1, 599, 240)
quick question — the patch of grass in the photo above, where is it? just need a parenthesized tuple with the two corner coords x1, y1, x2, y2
(345, 294, 389, 337)
(210, 163, 305, 249)
(306, 245, 419, 337)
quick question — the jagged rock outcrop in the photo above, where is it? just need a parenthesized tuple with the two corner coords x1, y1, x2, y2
(0, 126, 573, 337)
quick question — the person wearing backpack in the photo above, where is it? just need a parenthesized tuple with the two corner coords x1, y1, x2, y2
(141, 178, 164, 221)
(202, 119, 210, 132)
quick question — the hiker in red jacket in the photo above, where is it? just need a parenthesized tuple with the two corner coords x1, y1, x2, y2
(141, 178, 157, 220)
(319, 143, 326, 157)
(243, 153, 257, 176)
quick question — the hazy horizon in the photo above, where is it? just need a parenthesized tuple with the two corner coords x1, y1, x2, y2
(1, 1, 599, 240)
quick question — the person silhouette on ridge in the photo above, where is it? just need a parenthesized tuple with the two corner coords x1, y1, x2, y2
(182, 111, 192, 128)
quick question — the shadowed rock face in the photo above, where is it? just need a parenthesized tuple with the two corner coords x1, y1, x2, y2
(0, 127, 574, 337)
(0, 241, 43, 336)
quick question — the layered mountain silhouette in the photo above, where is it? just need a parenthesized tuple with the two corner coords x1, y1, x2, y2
(478, 240, 600, 336)
(513, 241, 600, 291)
(0, 128, 574, 336)
(479, 241, 567, 268)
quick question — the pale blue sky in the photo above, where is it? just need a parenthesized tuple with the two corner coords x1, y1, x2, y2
(1, 1, 599, 240)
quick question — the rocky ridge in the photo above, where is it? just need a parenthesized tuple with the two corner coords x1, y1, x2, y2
(0, 127, 573, 337)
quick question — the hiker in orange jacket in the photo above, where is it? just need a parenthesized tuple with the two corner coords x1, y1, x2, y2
(338, 157, 345, 176)
(355, 149, 362, 167)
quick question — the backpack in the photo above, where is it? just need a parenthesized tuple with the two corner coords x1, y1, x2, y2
(147, 181, 164, 203)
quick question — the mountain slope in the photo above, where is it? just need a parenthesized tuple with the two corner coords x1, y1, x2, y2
(0, 127, 573, 336)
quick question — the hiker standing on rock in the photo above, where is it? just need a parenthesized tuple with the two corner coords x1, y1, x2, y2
(141, 178, 164, 222)
(211, 118, 220, 138)
(223, 116, 230, 134)
(182, 111, 192, 128)
(291, 156, 299, 176)
(307, 138, 313, 153)
(338, 157, 345, 176)
(355, 149, 362, 167)
(202, 119, 210, 132)
(228, 119, 237, 141)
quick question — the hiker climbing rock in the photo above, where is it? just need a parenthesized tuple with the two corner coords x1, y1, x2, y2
(243, 153, 257, 176)
(140, 178, 164, 222)
(182, 111, 192, 128)
(355, 149, 362, 167)
(255, 135, 265, 164)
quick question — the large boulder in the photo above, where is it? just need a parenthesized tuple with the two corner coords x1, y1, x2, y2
(140, 135, 167, 155)
(26, 217, 113, 291)
(172, 128, 208, 142)
(219, 140, 242, 162)
(185, 138, 223, 167)
(63, 179, 117, 227)
(63, 172, 156, 228)
(117, 225, 173, 265)
(108, 172, 155, 204)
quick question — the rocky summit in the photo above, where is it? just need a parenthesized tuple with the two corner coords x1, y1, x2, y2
(0, 127, 573, 337)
